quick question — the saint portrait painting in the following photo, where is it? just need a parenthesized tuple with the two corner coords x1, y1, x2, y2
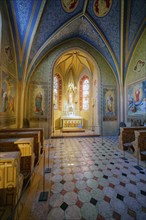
(61, 0, 79, 13)
(34, 91, 44, 115)
(93, 0, 112, 17)
(103, 87, 117, 121)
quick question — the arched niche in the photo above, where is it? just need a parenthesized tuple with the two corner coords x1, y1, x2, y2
(52, 48, 100, 134)
(27, 39, 118, 137)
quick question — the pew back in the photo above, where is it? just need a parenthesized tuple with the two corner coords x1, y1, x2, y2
(0, 151, 23, 206)
(0, 138, 35, 186)
(133, 130, 146, 161)
(0, 128, 44, 148)
(119, 127, 146, 149)
(0, 138, 19, 152)
(0, 131, 40, 164)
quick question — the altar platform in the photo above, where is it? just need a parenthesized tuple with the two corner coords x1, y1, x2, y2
(51, 129, 99, 138)
(62, 128, 85, 132)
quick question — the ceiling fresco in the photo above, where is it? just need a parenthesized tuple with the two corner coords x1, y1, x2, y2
(5, 0, 146, 81)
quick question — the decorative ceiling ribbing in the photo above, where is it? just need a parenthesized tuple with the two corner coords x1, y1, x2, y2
(5, 0, 146, 81)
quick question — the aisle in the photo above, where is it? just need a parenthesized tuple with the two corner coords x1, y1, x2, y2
(19, 136, 146, 220)
(47, 136, 146, 220)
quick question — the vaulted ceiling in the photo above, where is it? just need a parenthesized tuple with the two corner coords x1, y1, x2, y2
(55, 49, 94, 76)
(5, 0, 146, 81)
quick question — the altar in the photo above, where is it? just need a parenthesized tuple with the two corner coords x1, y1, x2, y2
(60, 115, 84, 132)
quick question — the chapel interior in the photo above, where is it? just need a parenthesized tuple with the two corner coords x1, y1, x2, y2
(0, 0, 146, 220)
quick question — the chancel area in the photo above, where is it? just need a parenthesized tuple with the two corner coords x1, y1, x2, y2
(54, 50, 97, 133)
(0, 1, 146, 220)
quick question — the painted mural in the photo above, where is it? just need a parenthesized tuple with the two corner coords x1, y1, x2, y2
(128, 80, 146, 116)
(34, 87, 44, 115)
(61, 0, 79, 12)
(103, 87, 117, 121)
(93, 0, 112, 17)
(1, 71, 16, 114)
(5, 45, 13, 63)
(29, 83, 49, 120)
(134, 60, 145, 72)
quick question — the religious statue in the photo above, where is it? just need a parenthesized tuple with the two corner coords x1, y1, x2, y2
(66, 69, 77, 115)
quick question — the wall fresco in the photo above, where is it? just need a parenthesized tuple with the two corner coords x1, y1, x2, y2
(1, 4, 16, 76)
(126, 29, 146, 84)
(128, 80, 146, 117)
(29, 82, 49, 119)
(1, 71, 16, 114)
(34, 88, 44, 115)
(134, 60, 145, 72)
(103, 86, 117, 121)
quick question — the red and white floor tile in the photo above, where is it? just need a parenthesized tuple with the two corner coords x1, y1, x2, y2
(44, 136, 146, 220)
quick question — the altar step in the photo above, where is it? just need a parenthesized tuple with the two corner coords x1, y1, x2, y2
(62, 128, 85, 133)
(51, 129, 100, 138)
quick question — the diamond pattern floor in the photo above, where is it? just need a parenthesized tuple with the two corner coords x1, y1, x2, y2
(45, 136, 146, 220)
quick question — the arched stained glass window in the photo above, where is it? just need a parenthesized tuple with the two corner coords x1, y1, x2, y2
(82, 78, 89, 110)
(53, 73, 62, 110)
(79, 75, 90, 111)
(53, 76, 58, 109)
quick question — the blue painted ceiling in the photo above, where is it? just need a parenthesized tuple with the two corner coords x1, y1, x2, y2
(5, 0, 146, 81)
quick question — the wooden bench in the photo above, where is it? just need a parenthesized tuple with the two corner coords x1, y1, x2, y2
(0, 131, 41, 165)
(0, 138, 35, 186)
(0, 138, 19, 152)
(133, 130, 146, 161)
(0, 151, 23, 219)
(119, 127, 146, 150)
(0, 128, 44, 153)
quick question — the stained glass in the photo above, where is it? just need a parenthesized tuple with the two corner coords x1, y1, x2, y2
(53, 76, 58, 109)
(83, 78, 89, 110)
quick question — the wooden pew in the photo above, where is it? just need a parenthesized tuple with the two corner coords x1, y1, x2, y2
(0, 138, 19, 152)
(0, 138, 35, 186)
(119, 127, 146, 150)
(0, 151, 23, 220)
(133, 130, 146, 161)
(0, 131, 41, 165)
(0, 128, 44, 152)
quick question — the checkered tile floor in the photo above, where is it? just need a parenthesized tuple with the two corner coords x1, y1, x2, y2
(46, 136, 146, 220)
